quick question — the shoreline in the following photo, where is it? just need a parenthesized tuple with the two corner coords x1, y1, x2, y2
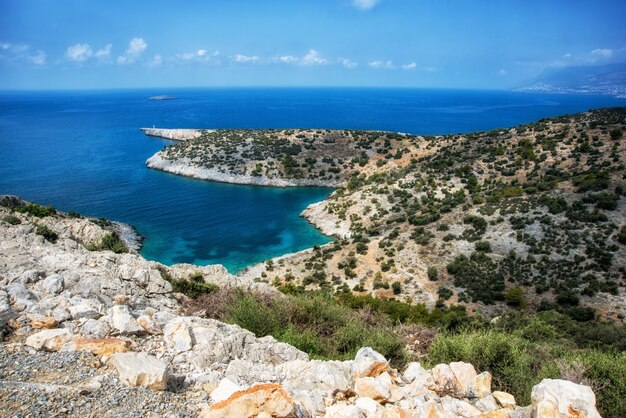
(146, 153, 343, 188)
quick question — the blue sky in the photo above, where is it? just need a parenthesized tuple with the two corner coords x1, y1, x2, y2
(1, 0, 625, 89)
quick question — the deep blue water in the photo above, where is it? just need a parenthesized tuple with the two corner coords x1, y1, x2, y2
(0, 88, 624, 272)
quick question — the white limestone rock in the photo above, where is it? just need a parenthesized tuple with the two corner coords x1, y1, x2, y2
(109, 351, 170, 390)
(531, 379, 600, 418)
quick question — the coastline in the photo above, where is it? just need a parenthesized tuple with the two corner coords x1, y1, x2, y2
(146, 153, 344, 188)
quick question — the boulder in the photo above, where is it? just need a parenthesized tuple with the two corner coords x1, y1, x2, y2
(27, 314, 57, 329)
(202, 383, 295, 418)
(492, 391, 516, 409)
(80, 318, 111, 338)
(137, 314, 161, 335)
(164, 318, 193, 352)
(352, 347, 390, 378)
(475, 371, 492, 398)
(210, 378, 243, 403)
(109, 352, 170, 390)
(354, 373, 392, 401)
(109, 305, 143, 335)
(69, 297, 102, 319)
(355, 397, 384, 416)
(73, 337, 131, 356)
(402, 362, 427, 383)
(431, 362, 478, 398)
(25, 328, 73, 351)
(531, 379, 600, 418)
(324, 404, 360, 418)
(41, 274, 64, 294)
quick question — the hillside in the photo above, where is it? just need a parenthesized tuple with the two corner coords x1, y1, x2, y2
(147, 108, 626, 321)
(0, 196, 617, 417)
(517, 63, 626, 97)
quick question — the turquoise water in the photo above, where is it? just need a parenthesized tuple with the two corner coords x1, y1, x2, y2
(0, 88, 624, 272)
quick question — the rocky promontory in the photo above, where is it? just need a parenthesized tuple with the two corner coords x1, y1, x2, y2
(141, 128, 204, 141)
(0, 199, 605, 416)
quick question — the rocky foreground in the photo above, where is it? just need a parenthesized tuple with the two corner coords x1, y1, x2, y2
(0, 199, 603, 417)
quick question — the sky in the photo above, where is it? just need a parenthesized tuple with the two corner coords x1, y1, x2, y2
(1, 0, 625, 90)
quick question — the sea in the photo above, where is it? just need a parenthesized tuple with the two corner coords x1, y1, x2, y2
(0, 88, 624, 272)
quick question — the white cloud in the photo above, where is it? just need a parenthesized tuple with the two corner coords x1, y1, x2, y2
(278, 55, 298, 64)
(368, 60, 395, 69)
(301, 49, 327, 66)
(339, 57, 358, 69)
(66, 43, 93, 61)
(232, 54, 260, 63)
(497, 68, 508, 76)
(95, 44, 112, 60)
(117, 37, 147, 64)
(197, 49, 207, 57)
(28, 50, 46, 65)
(127, 37, 147, 57)
(352, 0, 380, 10)
(147, 54, 163, 68)
(401, 62, 417, 70)
(0, 43, 11, 50)
(590, 48, 613, 59)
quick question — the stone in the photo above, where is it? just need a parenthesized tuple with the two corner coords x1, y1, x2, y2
(203, 383, 295, 418)
(431, 362, 478, 398)
(210, 378, 242, 403)
(492, 391, 516, 409)
(25, 328, 73, 351)
(324, 404, 360, 418)
(449, 361, 477, 397)
(69, 297, 102, 319)
(352, 347, 389, 378)
(354, 373, 391, 401)
(80, 318, 111, 338)
(164, 318, 193, 352)
(355, 397, 384, 416)
(73, 337, 131, 356)
(42, 274, 64, 294)
(403, 362, 427, 383)
(137, 314, 161, 335)
(531, 379, 600, 418)
(475, 395, 499, 412)
(475, 371, 492, 398)
(277, 360, 353, 393)
(110, 305, 143, 335)
(384, 405, 410, 418)
(27, 314, 57, 329)
(109, 352, 170, 390)
(440, 396, 482, 417)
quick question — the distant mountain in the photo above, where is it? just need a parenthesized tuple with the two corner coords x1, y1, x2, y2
(517, 63, 626, 97)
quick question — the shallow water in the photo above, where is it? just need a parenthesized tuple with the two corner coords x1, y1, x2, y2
(0, 88, 623, 272)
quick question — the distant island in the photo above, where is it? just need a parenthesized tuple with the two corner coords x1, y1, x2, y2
(147, 95, 176, 101)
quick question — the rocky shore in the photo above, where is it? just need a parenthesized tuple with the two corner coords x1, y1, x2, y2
(141, 128, 204, 141)
(0, 198, 604, 417)
(146, 154, 342, 187)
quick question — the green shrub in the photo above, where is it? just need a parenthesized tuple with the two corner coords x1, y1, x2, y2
(427, 330, 537, 403)
(572, 171, 610, 192)
(227, 292, 286, 337)
(14, 203, 56, 218)
(391, 281, 402, 295)
(427, 266, 439, 281)
(609, 128, 623, 140)
(2, 215, 21, 225)
(85, 232, 128, 254)
(475, 241, 491, 252)
(171, 279, 218, 299)
(505, 287, 525, 307)
(616, 225, 626, 245)
(36, 224, 58, 243)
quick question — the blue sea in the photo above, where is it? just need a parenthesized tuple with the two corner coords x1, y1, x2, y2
(0, 88, 624, 272)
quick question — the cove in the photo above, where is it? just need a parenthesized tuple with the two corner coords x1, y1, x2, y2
(0, 88, 624, 272)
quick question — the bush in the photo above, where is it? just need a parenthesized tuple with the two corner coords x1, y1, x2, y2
(171, 278, 218, 299)
(14, 203, 56, 218)
(36, 224, 58, 243)
(617, 225, 626, 245)
(427, 266, 438, 281)
(85, 232, 128, 254)
(475, 241, 491, 252)
(505, 287, 525, 307)
(427, 330, 537, 403)
(609, 128, 623, 140)
(2, 215, 21, 225)
(391, 281, 402, 295)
